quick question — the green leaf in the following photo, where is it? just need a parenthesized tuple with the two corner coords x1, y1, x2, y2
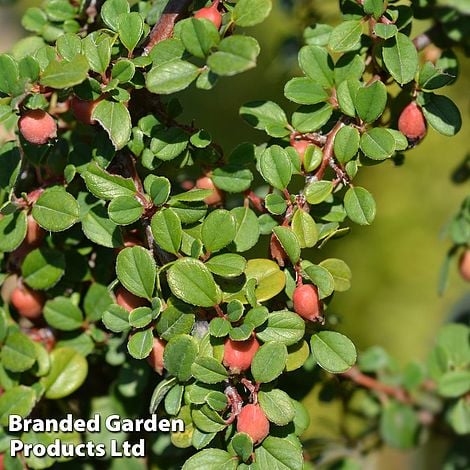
(231, 433, 253, 462)
(116, 246, 156, 300)
(192, 356, 228, 384)
(84, 283, 114, 321)
(373, 23, 398, 39)
(272, 226, 301, 264)
(1, 332, 36, 372)
(205, 253, 246, 278)
(212, 167, 253, 193)
(258, 389, 295, 425)
(149, 376, 177, 413)
(420, 93, 462, 136)
(232, 0, 272, 26)
(360, 128, 395, 160)
(231, 207, 260, 252)
(92, 100, 131, 150)
(180, 18, 220, 59)
(0, 210, 27, 252)
(146, 59, 200, 94)
(355, 80, 387, 123)
(364, 0, 386, 18)
(83, 162, 136, 200)
(284, 77, 329, 105)
(437, 371, 470, 398)
(259, 145, 292, 190)
(0, 54, 19, 94)
(311, 331, 357, 373)
(22, 248, 65, 290)
(82, 32, 113, 74)
(156, 300, 195, 340)
(32, 187, 80, 232)
(255, 436, 303, 470)
(328, 20, 362, 53)
(0, 386, 36, 427)
(41, 54, 88, 88)
(319, 258, 352, 291)
(43, 297, 83, 331)
(436, 324, 470, 367)
(382, 33, 418, 85)
(244, 258, 285, 302)
(144, 175, 171, 205)
(81, 203, 123, 248)
(108, 195, 143, 225)
(344, 187, 376, 225)
(292, 209, 318, 248)
(101, 0, 129, 31)
(251, 341, 288, 383)
(302, 263, 335, 299)
(151, 209, 182, 255)
(167, 258, 222, 307)
(127, 328, 154, 359)
(207, 35, 260, 76)
(129, 306, 156, 328)
(447, 398, 470, 435)
(209, 317, 231, 337)
(164, 334, 198, 382)
(239, 100, 289, 137)
(304, 180, 333, 205)
(298, 45, 334, 88)
(256, 310, 305, 346)
(337, 79, 360, 117)
(182, 449, 237, 470)
(380, 402, 419, 449)
(418, 61, 455, 90)
(118, 12, 144, 53)
(102, 304, 130, 332)
(0, 141, 21, 192)
(41, 348, 88, 399)
(292, 103, 333, 133)
(334, 125, 360, 163)
(265, 193, 287, 215)
(202, 209, 236, 252)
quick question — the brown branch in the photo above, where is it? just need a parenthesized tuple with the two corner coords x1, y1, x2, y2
(143, 0, 193, 55)
(313, 120, 345, 180)
(342, 366, 412, 404)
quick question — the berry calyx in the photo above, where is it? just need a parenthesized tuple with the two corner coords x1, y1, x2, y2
(18, 109, 57, 145)
(196, 176, 225, 206)
(71, 97, 100, 125)
(398, 102, 427, 142)
(459, 250, 470, 282)
(115, 287, 148, 312)
(237, 404, 270, 444)
(223, 336, 260, 373)
(293, 283, 321, 321)
(194, 0, 222, 29)
(11, 285, 45, 320)
(147, 337, 166, 374)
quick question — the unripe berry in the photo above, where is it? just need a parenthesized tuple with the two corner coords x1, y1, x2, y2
(398, 102, 427, 142)
(237, 404, 269, 444)
(18, 109, 57, 145)
(196, 176, 224, 206)
(71, 97, 100, 125)
(11, 285, 45, 320)
(194, 1, 222, 29)
(459, 250, 470, 282)
(115, 287, 148, 312)
(223, 336, 260, 373)
(147, 337, 166, 374)
(293, 284, 321, 321)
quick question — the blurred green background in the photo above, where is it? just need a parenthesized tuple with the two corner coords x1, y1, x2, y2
(1, 0, 469, 468)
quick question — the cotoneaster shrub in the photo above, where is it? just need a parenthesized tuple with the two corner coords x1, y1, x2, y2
(0, 0, 469, 469)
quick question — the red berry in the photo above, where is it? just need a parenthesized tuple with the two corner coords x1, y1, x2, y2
(18, 109, 57, 145)
(459, 250, 470, 282)
(398, 102, 427, 141)
(293, 284, 321, 321)
(237, 404, 270, 444)
(115, 287, 148, 312)
(11, 285, 45, 320)
(195, 176, 225, 206)
(194, 1, 222, 29)
(71, 97, 100, 125)
(223, 336, 260, 373)
(24, 215, 45, 248)
(147, 337, 166, 374)
(292, 139, 310, 161)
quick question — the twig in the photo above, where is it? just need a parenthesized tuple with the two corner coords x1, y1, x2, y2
(342, 366, 412, 404)
(143, 0, 193, 55)
(314, 120, 345, 180)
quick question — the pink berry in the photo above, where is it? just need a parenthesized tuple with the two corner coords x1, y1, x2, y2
(223, 337, 260, 373)
(293, 284, 321, 321)
(18, 109, 57, 145)
(237, 404, 269, 444)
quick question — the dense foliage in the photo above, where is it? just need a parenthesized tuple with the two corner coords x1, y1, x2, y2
(0, 0, 469, 468)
